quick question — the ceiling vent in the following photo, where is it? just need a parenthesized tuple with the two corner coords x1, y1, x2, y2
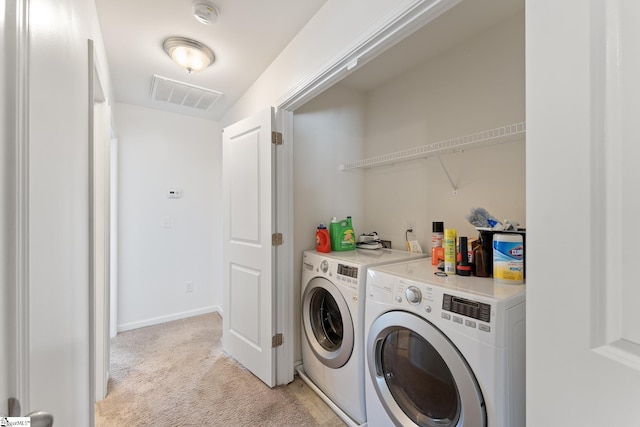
(150, 75, 222, 111)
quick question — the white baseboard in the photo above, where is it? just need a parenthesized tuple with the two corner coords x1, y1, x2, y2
(117, 305, 221, 332)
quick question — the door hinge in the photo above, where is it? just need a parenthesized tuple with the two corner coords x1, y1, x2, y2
(272, 233, 283, 246)
(272, 131, 283, 145)
(272, 333, 284, 348)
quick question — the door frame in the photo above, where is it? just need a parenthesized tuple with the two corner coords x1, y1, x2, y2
(88, 38, 111, 408)
(273, 0, 460, 383)
(11, 0, 31, 413)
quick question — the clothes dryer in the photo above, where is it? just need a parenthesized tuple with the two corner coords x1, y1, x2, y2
(364, 258, 526, 427)
(300, 249, 426, 426)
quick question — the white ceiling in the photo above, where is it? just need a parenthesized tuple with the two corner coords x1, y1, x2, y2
(95, 0, 328, 121)
(96, 0, 523, 122)
(340, 0, 524, 92)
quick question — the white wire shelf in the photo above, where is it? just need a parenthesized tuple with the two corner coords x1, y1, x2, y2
(339, 122, 526, 171)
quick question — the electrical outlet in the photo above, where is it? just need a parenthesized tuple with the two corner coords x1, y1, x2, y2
(406, 220, 415, 231)
(186, 281, 194, 293)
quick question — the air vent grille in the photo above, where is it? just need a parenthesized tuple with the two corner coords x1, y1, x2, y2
(150, 75, 222, 111)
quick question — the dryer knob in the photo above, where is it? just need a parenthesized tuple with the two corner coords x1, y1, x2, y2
(424, 305, 432, 314)
(405, 286, 422, 304)
(320, 260, 329, 273)
(395, 296, 402, 303)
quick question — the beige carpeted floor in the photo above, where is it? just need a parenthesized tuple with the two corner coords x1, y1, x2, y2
(95, 312, 346, 426)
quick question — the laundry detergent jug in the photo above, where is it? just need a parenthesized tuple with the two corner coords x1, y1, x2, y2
(330, 216, 356, 251)
(315, 224, 331, 253)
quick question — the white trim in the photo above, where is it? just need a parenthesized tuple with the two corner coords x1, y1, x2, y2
(15, 0, 30, 413)
(275, 0, 461, 112)
(590, 0, 640, 370)
(275, 110, 294, 385)
(117, 306, 221, 333)
(272, 0, 461, 384)
(88, 38, 97, 420)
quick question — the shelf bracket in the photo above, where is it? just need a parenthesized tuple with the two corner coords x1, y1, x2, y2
(436, 153, 458, 195)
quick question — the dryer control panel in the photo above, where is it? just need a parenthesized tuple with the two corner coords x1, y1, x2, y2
(443, 294, 491, 323)
(337, 263, 358, 279)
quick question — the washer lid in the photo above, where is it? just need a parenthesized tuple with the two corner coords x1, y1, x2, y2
(304, 248, 426, 268)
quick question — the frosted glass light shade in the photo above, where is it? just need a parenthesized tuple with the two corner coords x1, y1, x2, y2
(163, 37, 215, 73)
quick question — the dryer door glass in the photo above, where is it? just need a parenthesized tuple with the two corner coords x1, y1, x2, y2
(310, 288, 343, 351)
(302, 277, 355, 369)
(367, 311, 486, 427)
(381, 329, 459, 426)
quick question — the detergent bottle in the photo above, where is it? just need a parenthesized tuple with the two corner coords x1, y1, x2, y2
(330, 216, 356, 251)
(315, 224, 331, 253)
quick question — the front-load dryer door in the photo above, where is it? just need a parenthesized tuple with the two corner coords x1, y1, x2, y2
(367, 311, 486, 427)
(302, 277, 354, 368)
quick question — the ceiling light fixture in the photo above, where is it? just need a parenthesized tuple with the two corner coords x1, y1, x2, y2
(163, 37, 215, 74)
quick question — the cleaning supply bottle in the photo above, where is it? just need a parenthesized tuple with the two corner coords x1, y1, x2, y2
(444, 229, 457, 275)
(331, 216, 356, 251)
(493, 233, 524, 284)
(329, 217, 339, 251)
(431, 221, 444, 266)
(316, 224, 331, 253)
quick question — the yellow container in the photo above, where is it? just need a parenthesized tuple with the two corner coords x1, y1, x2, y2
(443, 229, 457, 275)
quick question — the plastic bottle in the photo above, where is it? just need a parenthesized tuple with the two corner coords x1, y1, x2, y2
(493, 233, 524, 284)
(316, 224, 331, 253)
(431, 221, 444, 266)
(443, 229, 457, 275)
(329, 217, 339, 251)
(330, 217, 356, 251)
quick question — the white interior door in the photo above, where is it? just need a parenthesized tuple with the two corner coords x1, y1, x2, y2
(222, 107, 276, 387)
(527, 0, 640, 424)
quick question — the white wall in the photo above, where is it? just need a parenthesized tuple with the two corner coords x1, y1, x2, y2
(361, 11, 525, 249)
(293, 11, 524, 253)
(292, 10, 524, 364)
(28, 0, 113, 424)
(115, 103, 221, 331)
(292, 85, 366, 360)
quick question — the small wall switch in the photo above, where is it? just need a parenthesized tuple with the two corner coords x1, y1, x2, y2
(168, 188, 182, 199)
(186, 281, 194, 293)
(162, 216, 171, 228)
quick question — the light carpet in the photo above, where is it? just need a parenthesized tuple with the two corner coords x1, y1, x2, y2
(95, 312, 341, 426)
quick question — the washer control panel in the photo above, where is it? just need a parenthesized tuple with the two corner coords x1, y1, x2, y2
(404, 286, 422, 305)
(388, 278, 495, 340)
(302, 252, 363, 293)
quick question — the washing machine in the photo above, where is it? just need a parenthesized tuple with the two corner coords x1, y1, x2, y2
(300, 249, 427, 426)
(364, 258, 526, 427)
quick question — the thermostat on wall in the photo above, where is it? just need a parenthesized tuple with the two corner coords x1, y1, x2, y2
(168, 188, 182, 199)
